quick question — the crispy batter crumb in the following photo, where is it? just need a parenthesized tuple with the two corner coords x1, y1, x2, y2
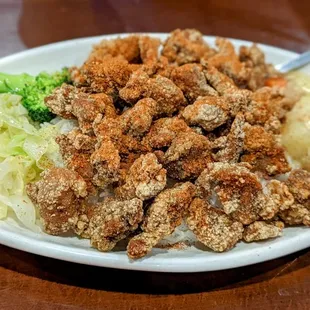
(127, 182, 195, 258)
(182, 96, 229, 131)
(243, 221, 284, 242)
(187, 198, 244, 252)
(115, 153, 167, 200)
(89, 197, 143, 251)
(26, 168, 87, 235)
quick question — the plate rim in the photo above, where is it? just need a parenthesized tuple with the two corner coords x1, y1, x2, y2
(0, 33, 306, 273)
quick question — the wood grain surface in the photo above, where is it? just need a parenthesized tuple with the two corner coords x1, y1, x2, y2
(1, 1, 310, 309)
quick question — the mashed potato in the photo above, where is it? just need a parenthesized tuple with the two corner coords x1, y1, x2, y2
(282, 72, 310, 170)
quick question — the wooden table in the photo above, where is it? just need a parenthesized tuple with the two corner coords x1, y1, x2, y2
(1, 1, 310, 309)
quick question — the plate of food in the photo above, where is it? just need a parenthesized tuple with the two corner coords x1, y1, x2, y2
(1, 29, 310, 273)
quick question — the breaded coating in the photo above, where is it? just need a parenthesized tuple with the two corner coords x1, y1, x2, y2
(26, 168, 87, 235)
(245, 87, 295, 133)
(142, 117, 193, 149)
(138, 36, 161, 66)
(187, 198, 244, 252)
(115, 153, 167, 200)
(259, 180, 294, 220)
(162, 29, 210, 65)
(162, 132, 212, 180)
(90, 139, 121, 187)
(286, 170, 310, 208)
(243, 221, 284, 242)
(279, 204, 310, 226)
(71, 93, 114, 134)
(45, 84, 78, 118)
(215, 113, 245, 163)
(181, 96, 230, 131)
(127, 182, 196, 258)
(69, 66, 87, 87)
(206, 38, 250, 87)
(203, 65, 251, 114)
(93, 115, 143, 155)
(196, 163, 266, 224)
(120, 98, 157, 137)
(56, 129, 96, 193)
(45, 84, 116, 131)
(119, 69, 187, 116)
(241, 124, 290, 175)
(88, 36, 140, 63)
(203, 64, 238, 95)
(81, 57, 136, 95)
(239, 44, 278, 90)
(73, 201, 96, 238)
(89, 197, 143, 251)
(170, 64, 218, 102)
(154, 55, 177, 79)
(268, 180, 294, 211)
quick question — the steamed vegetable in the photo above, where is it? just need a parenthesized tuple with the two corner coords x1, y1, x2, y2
(0, 94, 75, 230)
(0, 68, 69, 123)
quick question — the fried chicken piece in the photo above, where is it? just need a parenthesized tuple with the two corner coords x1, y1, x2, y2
(73, 201, 96, 238)
(196, 163, 266, 225)
(115, 153, 167, 200)
(88, 36, 140, 63)
(57, 129, 96, 157)
(203, 65, 251, 115)
(120, 98, 157, 137)
(154, 56, 177, 79)
(90, 139, 121, 187)
(127, 182, 195, 259)
(279, 204, 310, 226)
(45, 84, 117, 132)
(56, 129, 96, 193)
(181, 96, 230, 131)
(92, 113, 147, 184)
(239, 44, 278, 90)
(89, 197, 143, 251)
(245, 87, 296, 133)
(268, 180, 295, 211)
(215, 113, 245, 163)
(142, 117, 193, 149)
(203, 64, 239, 95)
(71, 93, 114, 134)
(187, 198, 244, 252)
(241, 124, 290, 176)
(81, 57, 136, 95)
(205, 38, 250, 87)
(259, 180, 294, 220)
(44, 84, 78, 118)
(93, 115, 144, 155)
(26, 167, 87, 235)
(286, 169, 310, 208)
(119, 68, 187, 116)
(162, 29, 210, 65)
(138, 36, 161, 66)
(243, 221, 284, 242)
(162, 132, 213, 180)
(170, 64, 218, 102)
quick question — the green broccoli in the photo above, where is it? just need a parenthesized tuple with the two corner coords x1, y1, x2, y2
(0, 68, 70, 123)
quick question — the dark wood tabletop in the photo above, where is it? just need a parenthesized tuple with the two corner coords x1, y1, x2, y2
(1, 1, 310, 309)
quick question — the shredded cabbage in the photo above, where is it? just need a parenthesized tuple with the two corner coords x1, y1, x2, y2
(0, 94, 69, 230)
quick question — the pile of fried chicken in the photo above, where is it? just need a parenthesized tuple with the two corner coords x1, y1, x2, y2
(26, 29, 310, 259)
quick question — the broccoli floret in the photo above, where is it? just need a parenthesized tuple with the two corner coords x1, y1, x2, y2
(0, 68, 70, 123)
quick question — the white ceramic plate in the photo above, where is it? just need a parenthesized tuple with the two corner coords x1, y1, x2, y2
(1, 34, 309, 273)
